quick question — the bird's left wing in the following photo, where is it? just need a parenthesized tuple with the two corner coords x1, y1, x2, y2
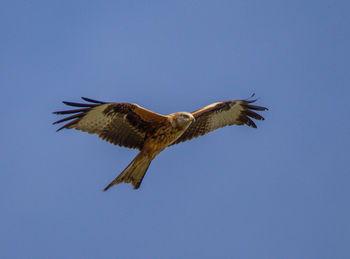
(171, 96, 268, 145)
(53, 97, 169, 150)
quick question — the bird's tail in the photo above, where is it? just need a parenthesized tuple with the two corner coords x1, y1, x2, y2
(103, 152, 153, 191)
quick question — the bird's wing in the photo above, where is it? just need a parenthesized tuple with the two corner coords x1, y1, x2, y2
(53, 97, 169, 150)
(171, 96, 268, 145)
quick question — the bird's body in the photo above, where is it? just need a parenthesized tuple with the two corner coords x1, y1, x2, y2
(53, 96, 267, 190)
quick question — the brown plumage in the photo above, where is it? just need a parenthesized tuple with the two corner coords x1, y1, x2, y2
(53, 95, 268, 190)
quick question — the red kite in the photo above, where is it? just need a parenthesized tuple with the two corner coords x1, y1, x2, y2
(53, 96, 268, 190)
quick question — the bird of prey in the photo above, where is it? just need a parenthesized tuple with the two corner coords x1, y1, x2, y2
(53, 95, 268, 191)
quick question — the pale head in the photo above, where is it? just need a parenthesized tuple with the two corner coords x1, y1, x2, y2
(169, 112, 195, 130)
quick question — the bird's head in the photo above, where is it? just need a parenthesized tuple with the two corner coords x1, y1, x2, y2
(170, 112, 195, 129)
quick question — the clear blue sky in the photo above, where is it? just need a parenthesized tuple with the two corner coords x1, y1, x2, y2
(1, 1, 350, 258)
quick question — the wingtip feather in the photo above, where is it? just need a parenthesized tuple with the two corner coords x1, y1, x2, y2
(81, 97, 106, 104)
(54, 97, 106, 132)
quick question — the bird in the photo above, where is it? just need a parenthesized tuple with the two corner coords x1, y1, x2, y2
(53, 95, 268, 191)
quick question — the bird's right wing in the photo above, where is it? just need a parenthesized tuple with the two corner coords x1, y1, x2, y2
(53, 97, 169, 150)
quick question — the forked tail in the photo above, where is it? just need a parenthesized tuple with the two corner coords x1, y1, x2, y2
(103, 152, 153, 191)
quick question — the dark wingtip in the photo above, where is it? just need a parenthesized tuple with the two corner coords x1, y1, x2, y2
(103, 182, 140, 191)
(81, 97, 106, 104)
(53, 97, 105, 132)
(244, 93, 260, 103)
(55, 125, 66, 132)
(61, 101, 96, 107)
(103, 182, 114, 192)
(133, 184, 140, 190)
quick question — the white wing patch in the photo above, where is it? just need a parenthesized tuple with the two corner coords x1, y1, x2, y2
(71, 104, 111, 133)
(208, 101, 244, 131)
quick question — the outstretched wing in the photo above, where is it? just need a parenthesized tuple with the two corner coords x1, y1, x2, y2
(53, 97, 169, 150)
(172, 96, 268, 145)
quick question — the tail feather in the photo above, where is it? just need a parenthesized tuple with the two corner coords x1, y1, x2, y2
(104, 152, 152, 191)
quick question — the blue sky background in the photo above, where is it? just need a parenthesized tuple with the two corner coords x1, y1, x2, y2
(1, 0, 350, 258)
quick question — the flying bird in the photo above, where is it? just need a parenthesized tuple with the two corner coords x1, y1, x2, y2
(53, 95, 268, 191)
